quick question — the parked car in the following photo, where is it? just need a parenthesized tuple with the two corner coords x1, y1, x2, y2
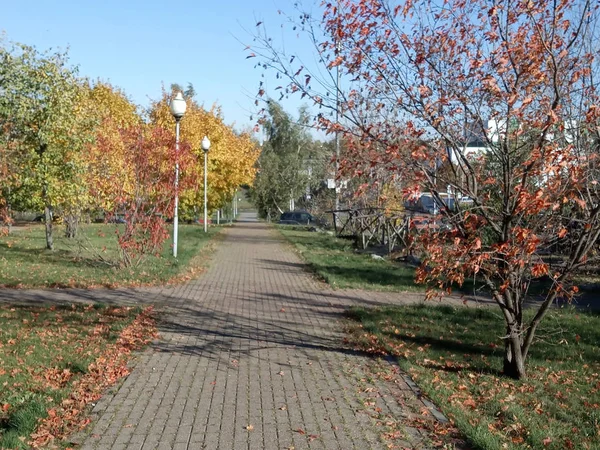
(107, 215, 127, 224)
(405, 193, 456, 215)
(33, 213, 62, 223)
(278, 211, 316, 226)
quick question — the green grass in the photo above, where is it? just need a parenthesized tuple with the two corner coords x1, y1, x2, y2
(276, 226, 422, 292)
(0, 223, 220, 288)
(346, 304, 600, 450)
(0, 303, 146, 449)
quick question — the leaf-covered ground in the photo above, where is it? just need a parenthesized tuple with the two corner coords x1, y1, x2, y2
(345, 304, 600, 450)
(0, 303, 157, 449)
(0, 224, 220, 288)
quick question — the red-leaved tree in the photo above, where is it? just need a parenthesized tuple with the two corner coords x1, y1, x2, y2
(94, 124, 193, 267)
(250, 0, 600, 379)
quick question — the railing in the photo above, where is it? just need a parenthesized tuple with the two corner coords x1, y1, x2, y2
(329, 208, 412, 255)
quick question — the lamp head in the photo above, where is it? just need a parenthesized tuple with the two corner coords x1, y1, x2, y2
(170, 92, 186, 119)
(201, 136, 211, 152)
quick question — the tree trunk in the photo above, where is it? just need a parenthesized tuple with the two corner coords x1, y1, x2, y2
(503, 327, 527, 380)
(64, 214, 78, 238)
(44, 205, 54, 250)
(6, 194, 11, 235)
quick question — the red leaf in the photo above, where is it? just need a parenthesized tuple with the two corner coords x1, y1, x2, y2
(462, 398, 477, 409)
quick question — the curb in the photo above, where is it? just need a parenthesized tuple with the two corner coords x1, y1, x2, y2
(384, 354, 449, 424)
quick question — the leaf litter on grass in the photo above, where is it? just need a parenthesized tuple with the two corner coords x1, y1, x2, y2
(0, 303, 157, 449)
(345, 304, 600, 450)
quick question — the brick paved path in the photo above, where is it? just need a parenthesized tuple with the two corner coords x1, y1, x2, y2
(66, 213, 442, 449)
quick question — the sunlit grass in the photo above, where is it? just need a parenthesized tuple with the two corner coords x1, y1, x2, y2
(0, 303, 152, 449)
(0, 223, 220, 288)
(346, 304, 600, 450)
(276, 226, 422, 292)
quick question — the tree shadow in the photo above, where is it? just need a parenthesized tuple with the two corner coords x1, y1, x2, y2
(0, 287, 151, 308)
(310, 262, 419, 288)
(0, 301, 142, 330)
(0, 242, 116, 269)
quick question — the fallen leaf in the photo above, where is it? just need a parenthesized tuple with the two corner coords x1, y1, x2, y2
(462, 398, 477, 409)
(295, 428, 306, 435)
(246, 425, 254, 431)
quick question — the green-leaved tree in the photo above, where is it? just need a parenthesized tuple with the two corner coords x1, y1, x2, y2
(0, 42, 94, 248)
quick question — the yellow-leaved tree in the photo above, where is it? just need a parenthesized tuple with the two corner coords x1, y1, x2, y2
(84, 81, 142, 214)
(149, 91, 258, 220)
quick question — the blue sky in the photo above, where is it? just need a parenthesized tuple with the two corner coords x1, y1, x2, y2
(1, 0, 323, 133)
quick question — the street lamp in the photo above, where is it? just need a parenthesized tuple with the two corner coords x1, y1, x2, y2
(170, 92, 186, 258)
(201, 136, 211, 233)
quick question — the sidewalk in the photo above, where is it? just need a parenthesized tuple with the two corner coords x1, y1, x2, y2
(47, 213, 445, 449)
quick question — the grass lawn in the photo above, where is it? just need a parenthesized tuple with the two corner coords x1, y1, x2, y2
(276, 226, 422, 292)
(0, 303, 156, 449)
(0, 223, 221, 288)
(276, 227, 600, 305)
(346, 304, 600, 450)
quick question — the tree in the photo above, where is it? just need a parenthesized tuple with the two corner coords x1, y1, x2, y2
(250, 0, 600, 379)
(149, 91, 259, 221)
(252, 101, 327, 220)
(84, 81, 142, 217)
(170, 82, 196, 100)
(0, 42, 93, 248)
(96, 124, 192, 267)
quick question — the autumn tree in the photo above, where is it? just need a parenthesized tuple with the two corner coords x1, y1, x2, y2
(250, 0, 600, 379)
(149, 90, 259, 221)
(0, 41, 93, 248)
(0, 109, 15, 235)
(82, 83, 196, 267)
(84, 81, 142, 217)
(96, 124, 193, 267)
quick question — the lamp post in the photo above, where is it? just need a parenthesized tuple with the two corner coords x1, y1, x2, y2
(170, 92, 186, 258)
(334, 18, 342, 228)
(201, 136, 211, 233)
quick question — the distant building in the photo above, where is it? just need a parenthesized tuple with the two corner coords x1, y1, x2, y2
(446, 118, 580, 163)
